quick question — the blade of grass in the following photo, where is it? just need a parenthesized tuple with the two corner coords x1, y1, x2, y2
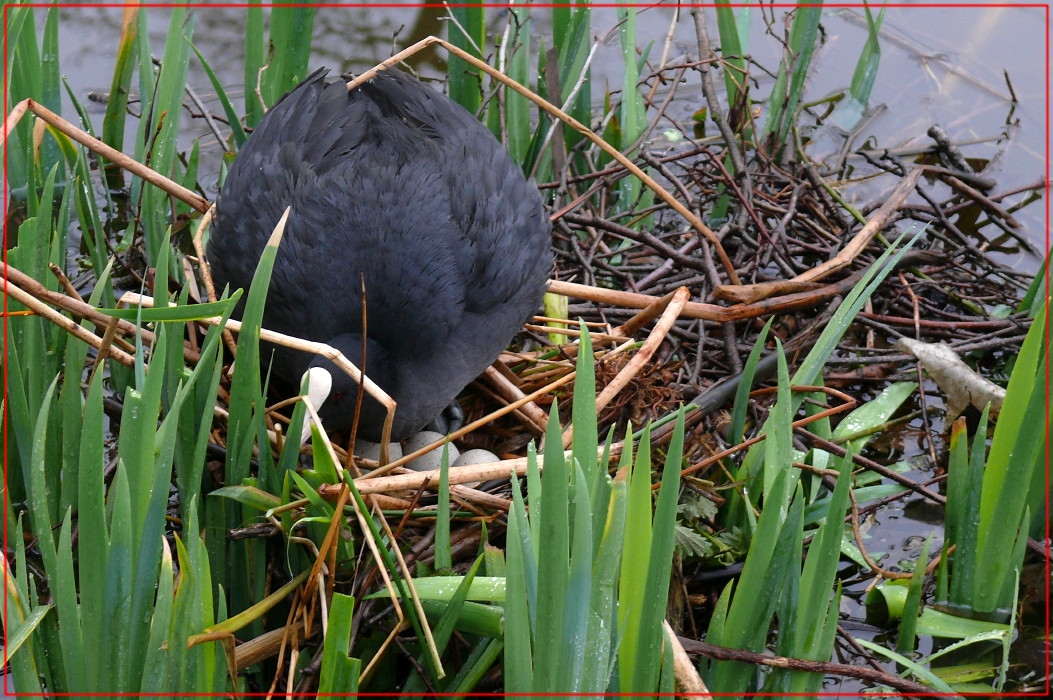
(504, 472, 535, 692)
(728, 318, 773, 445)
(260, 3, 315, 106)
(502, 1, 533, 166)
(897, 535, 932, 655)
(140, 536, 177, 692)
(77, 371, 109, 692)
(714, 0, 750, 113)
(626, 412, 684, 692)
(563, 459, 594, 689)
(759, 1, 823, 156)
(139, 6, 194, 265)
(244, 0, 264, 126)
(581, 461, 626, 691)
(445, 637, 504, 693)
(101, 3, 139, 187)
(435, 443, 453, 571)
(189, 40, 246, 148)
(38, 5, 64, 178)
(975, 300, 1047, 598)
(404, 555, 486, 692)
(849, 3, 886, 106)
(318, 593, 361, 694)
(535, 400, 570, 692)
(448, 0, 485, 116)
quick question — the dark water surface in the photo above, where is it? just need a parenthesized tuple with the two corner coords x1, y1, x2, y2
(54, 2, 1048, 266)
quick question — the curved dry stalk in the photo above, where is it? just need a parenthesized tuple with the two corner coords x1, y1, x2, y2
(550, 266, 900, 323)
(374, 508, 445, 678)
(347, 35, 741, 286)
(119, 291, 399, 449)
(119, 293, 393, 404)
(4, 97, 29, 134)
(714, 166, 928, 302)
(614, 287, 691, 337)
(563, 287, 692, 448)
(549, 278, 731, 320)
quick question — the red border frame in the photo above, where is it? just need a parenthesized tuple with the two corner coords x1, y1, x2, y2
(0, 2, 1048, 694)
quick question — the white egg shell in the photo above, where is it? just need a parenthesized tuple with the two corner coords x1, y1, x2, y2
(353, 439, 403, 463)
(403, 431, 460, 472)
(453, 449, 499, 467)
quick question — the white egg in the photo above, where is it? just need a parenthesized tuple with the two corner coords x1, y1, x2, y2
(453, 449, 499, 467)
(403, 431, 460, 472)
(353, 439, 403, 463)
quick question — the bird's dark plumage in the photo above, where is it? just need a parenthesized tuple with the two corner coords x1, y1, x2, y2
(208, 68, 552, 441)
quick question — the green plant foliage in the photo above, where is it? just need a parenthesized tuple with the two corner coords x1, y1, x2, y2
(448, 0, 486, 116)
(713, 0, 752, 131)
(318, 593, 362, 694)
(134, 7, 194, 266)
(707, 234, 920, 693)
(769, 455, 852, 693)
(242, 1, 315, 127)
(3, 4, 1043, 695)
(549, 0, 592, 173)
(501, 1, 534, 167)
(101, 3, 139, 184)
(937, 299, 1047, 620)
(849, 3, 887, 106)
(725, 231, 920, 530)
(897, 535, 932, 655)
(611, 0, 654, 228)
(504, 327, 684, 694)
(2, 323, 225, 693)
(760, 0, 823, 156)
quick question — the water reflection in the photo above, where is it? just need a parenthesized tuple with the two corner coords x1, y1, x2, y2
(50, 3, 1043, 264)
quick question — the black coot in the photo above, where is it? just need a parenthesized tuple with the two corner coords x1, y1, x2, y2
(208, 68, 552, 442)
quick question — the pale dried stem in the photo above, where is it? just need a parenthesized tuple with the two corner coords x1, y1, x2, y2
(482, 363, 549, 433)
(3, 261, 162, 357)
(664, 619, 712, 697)
(549, 278, 730, 321)
(715, 166, 927, 303)
(3, 278, 136, 367)
(793, 166, 924, 283)
(233, 621, 306, 672)
(340, 436, 626, 497)
(374, 501, 444, 678)
(596, 287, 691, 411)
(119, 292, 397, 428)
(6, 98, 209, 213)
(563, 287, 691, 448)
(523, 323, 629, 345)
